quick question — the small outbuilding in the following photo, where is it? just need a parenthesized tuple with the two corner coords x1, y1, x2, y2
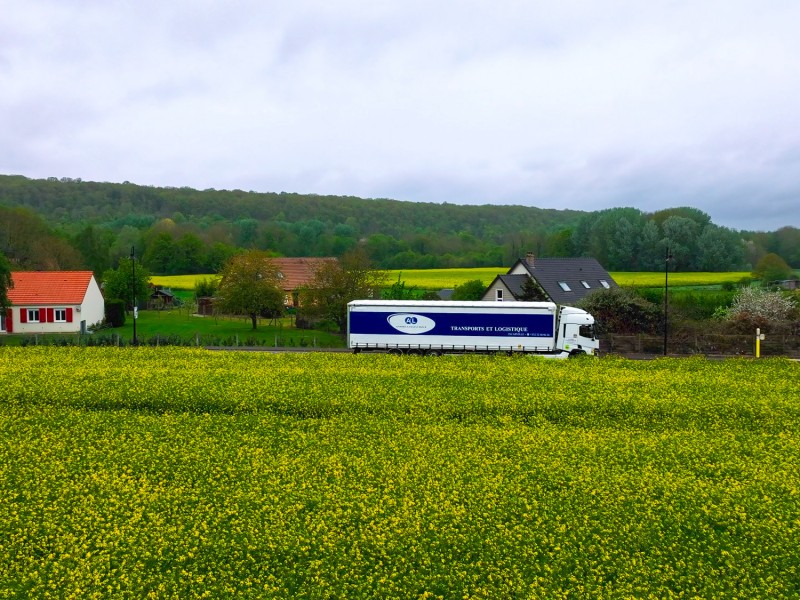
(149, 286, 176, 309)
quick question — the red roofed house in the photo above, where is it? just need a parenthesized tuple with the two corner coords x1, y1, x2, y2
(270, 257, 337, 307)
(2, 271, 105, 335)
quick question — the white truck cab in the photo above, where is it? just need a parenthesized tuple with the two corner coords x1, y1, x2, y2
(557, 306, 598, 356)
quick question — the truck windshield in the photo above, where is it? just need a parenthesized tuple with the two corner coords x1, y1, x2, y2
(579, 324, 595, 340)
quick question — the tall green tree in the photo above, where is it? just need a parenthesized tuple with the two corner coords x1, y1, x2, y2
(102, 256, 152, 311)
(142, 232, 177, 274)
(0, 251, 12, 312)
(298, 248, 385, 333)
(661, 216, 701, 271)
(696, 225, 745, 271)
(752, 253, 794, 285)
(72, 224, 114, 275)
(637, 220, 663, 271)
(216, 250, 284, 330)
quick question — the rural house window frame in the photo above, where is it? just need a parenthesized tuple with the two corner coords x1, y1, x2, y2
(27, 308, 41, 323)
(496, 289, 503, 301)
(558, 281, 572, 292)
(581, 280, 591, 289)
(54, 308, 67, 322)
(599, 280, 610, 289)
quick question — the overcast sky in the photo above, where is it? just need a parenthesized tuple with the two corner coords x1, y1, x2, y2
(2, 1, 799, 231)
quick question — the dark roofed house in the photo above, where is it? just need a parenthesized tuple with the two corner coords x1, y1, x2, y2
(482, 253, 618, 305)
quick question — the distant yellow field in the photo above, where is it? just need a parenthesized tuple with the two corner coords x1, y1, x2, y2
(612, 271, 751, 287)
(387, 269, 752, 289)
(150, 274, 219, 290)
(152, 270, 751, 291)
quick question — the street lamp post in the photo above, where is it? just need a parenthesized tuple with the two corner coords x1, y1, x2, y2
(130, 246, 138, 346)
(663, 247, 673, 356)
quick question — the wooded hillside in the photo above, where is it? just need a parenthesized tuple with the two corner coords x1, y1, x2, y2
(0, 174, 797, 274)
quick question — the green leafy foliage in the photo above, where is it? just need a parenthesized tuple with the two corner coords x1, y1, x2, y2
(752, 253, 794, 285)
(0, 205, 83, 270)
(298, 248, 385, 332)
(577, 287, 662, 334)
(0, 175, 796, 273)
(104, 299, 126, 327)
(450, 279, 486, 301)
(194, 276, 219, 299)
(0, 251, 11, 311)
(215, 250, 284, 330)
(102, 256, 152, 311)
(381, 275, 419, 300)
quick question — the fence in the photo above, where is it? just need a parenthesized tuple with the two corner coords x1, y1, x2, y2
(603, 333, 800, 357)
(4, 333, 321, 349)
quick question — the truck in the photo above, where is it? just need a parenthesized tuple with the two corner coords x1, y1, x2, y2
(347, 300, 598, 357)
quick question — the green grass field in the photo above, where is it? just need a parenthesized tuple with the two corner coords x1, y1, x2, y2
(112, 309, 345, 348)
(152, 270, 753, 292)
(1, 349, 799, 597)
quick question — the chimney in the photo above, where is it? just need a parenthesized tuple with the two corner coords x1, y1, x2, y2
(525, 252, 535, 267)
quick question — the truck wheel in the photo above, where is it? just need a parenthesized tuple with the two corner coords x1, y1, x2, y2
(388, 348, 403, 356)
(425, 349, 442, 357)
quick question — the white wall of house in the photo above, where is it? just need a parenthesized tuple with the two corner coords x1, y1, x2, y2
(509, 263, 529, 276)
(81, 276, 106, 328)
(10, 306, 83, 334)
(481, 281, 514, 302)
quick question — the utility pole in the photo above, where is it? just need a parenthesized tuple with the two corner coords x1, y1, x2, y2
(663, 247, 673, 356)
(131, 246, 138, 346)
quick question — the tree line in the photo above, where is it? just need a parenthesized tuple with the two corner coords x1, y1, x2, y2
(0, 175, 798, 276)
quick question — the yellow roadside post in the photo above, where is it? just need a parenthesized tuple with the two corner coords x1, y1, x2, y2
(756, 328, 766, 358)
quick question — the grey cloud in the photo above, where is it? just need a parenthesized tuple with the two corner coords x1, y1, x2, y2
(2, 1, 800, 231)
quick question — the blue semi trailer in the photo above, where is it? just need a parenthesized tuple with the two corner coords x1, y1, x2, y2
(347, 300, 598, 357)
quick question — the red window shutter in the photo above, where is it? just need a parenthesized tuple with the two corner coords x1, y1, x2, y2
(6, 309, 12, 333)
(20, 309, 27, 324)
(47, 308, 55, 323)
(66, 308, 74, 323)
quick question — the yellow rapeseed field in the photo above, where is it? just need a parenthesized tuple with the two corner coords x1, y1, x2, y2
(1, 348, 798, 597)
(152, 270, 751, 291)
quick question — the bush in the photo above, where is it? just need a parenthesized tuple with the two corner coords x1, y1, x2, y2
(578, 287, 662, 335)
(722, 287, 796, 331)
(105, 299, 126, 327)
(638, 288, 737, 321)
(451, 279, 486, 301)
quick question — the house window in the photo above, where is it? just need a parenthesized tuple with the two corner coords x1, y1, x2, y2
(496, 289, 503, 301)
(27, 309, 40, 323)
(0, 313, 5, 332)
(558, 281, 572, 292)
(599, 280, 610, 289)
(581, 281, 591, 289)
(54, 308, 67, 322)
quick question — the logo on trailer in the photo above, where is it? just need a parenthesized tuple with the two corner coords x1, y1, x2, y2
(387, 313, 436, 334)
